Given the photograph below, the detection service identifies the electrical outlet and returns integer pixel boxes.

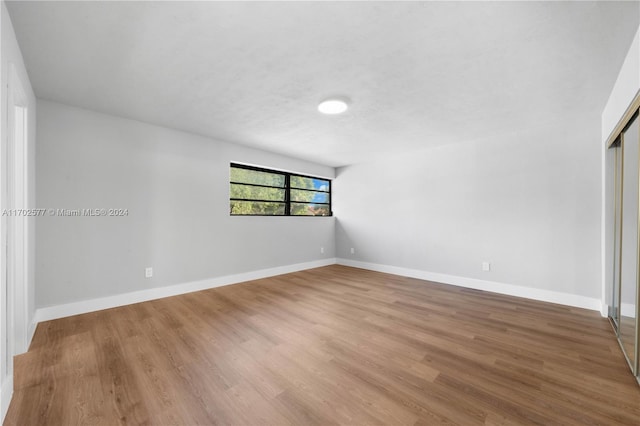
[320,247,324,254]
[350,247,355,254]
[482,262,491,272]
[145,267,153,278]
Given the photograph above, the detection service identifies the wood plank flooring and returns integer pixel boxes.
[5,265,640,425]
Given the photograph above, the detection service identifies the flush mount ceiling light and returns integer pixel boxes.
[318,98,349,115]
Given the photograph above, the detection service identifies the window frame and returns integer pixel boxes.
[230,163,332,217]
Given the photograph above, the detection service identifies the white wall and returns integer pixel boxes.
[602,27,640,143]
[334,115,602,306]
[1,0,37,421]
[36,100,335,310]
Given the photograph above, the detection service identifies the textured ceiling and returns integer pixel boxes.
[6,1,640,167]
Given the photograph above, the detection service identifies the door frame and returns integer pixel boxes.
[1,62,30,382]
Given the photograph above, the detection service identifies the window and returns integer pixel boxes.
[230,163,331,216]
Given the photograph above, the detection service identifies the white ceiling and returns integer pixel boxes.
[6,1,640,167]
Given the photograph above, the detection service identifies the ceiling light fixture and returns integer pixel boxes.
[318,98,349,115]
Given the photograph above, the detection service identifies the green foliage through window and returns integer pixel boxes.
[230,164,331,216]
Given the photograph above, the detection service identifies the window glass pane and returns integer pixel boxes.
[230,201,286,215]
[229,164,331,216]
[290,189,329,203]
[291,203,331,216]
[231,183,285,201]
[231,167,285,187]
[290,175,329,192]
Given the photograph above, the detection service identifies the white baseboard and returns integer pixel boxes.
[34,256,606,325]
[27,319,36,348]
[600,304,609,318]
[34,258,337,323]
[1,376,13,424]
[621,302,637,318]
[597,304,635,320]
[337,258,602,312]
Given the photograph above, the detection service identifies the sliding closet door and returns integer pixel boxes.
[620,114,639,373]
[608,141,622,329]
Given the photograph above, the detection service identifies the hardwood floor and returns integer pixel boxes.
[5,265,640,425]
